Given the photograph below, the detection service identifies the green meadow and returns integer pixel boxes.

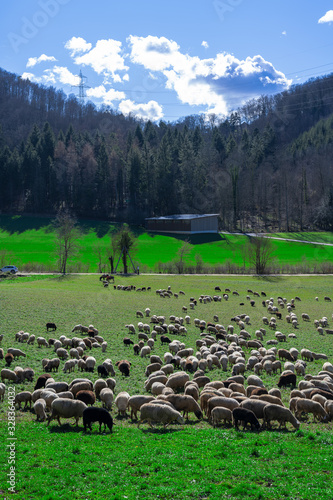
[0,215,332,273]
[0,274,333,499]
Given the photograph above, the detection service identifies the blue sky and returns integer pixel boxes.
[1,0,333,122]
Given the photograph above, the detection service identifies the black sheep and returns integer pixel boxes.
[34,374,52,390]
[83,407,113,433]
[5,353,14,366]
[277,373,297,389]
[97,365,108,378]
[46,322,57,331]
[232,407,260,431]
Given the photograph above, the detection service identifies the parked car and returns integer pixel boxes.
[0,265,18,274]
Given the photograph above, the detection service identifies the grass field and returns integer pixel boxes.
[0,274,333,499]
[0,215,333,273]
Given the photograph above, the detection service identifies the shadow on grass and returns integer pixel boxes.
[0,214,53,234]
[48,423,84,433]
[139,427,182,434]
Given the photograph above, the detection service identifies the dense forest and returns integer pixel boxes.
[0,67,333,230]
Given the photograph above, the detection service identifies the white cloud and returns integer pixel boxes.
[202,41,209,49]
[26,54,57,68]
[21,72,42,83]
[318,10,333,23]
[86,85,125,105]
[128,35,291,116]
[50,66,79,86]
[128,35,182,71]
[65,36,92,56]
[282,30,287,36]
[118,99,163,121]
[68,38,129,83]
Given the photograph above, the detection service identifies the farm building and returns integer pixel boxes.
[145,214,219,234]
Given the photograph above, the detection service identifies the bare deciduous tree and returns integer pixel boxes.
[244,235,275,274]
[54,210,81,274]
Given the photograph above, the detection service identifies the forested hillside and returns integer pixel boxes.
[0,67,332,230]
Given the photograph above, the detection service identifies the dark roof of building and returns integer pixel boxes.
[145,214,219,221]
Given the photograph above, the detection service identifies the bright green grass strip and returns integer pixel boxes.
[0,423,332,500]
[271,232,333,244]
[0,214,333,272]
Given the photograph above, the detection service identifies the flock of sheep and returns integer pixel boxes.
[1,281,333,433]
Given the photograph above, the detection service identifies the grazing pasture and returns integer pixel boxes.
[0,274,333,499]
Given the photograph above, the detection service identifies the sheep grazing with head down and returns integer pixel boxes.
[116,360,131,377]
[138,403,184,429]
[115,391,130,417]
[162,394,203,420]
[232,407,260,431]
[47,398,87,426]
[263,404,300,430]
[33,398,47,422]
[83,407,113,433]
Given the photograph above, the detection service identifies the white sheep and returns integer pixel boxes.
[263,404,300,430]
[14,391,32,409]
[47,398,87,426]
[37,337,49,348]
[138,403,184,428]
[33,398,47,421]
[99,388,114,410]
[115,391,130,417]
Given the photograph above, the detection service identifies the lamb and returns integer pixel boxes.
[211,406,233,427]
[295,399,329,422]
[128,395,155,420]
[263,404,300,430]
[14,391,32,410]
[33,398,47,421]
[46,322,57,331]
[83,407,113,433]
[232,407,260,431]
[115,391,130,417]
[207,396,239,419]
[138,403,184,429]
[97,365,108,378]
[99,388,114,410]
[163,394,203,420]
[47,398,87,426]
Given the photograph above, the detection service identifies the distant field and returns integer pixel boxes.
[0,215,332,273]
[0,274,333,499]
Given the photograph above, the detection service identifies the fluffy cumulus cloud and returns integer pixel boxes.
[64,36,92,56]
[318,10,333,23]
[65,37,129,83]
[118,99,163,121]
[26,54,57,68]
[128,35,291,116]
[202,41,209,49]
[22,66,78,86]
[86,85,125,105]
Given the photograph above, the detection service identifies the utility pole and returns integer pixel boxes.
[72,70,90,104]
